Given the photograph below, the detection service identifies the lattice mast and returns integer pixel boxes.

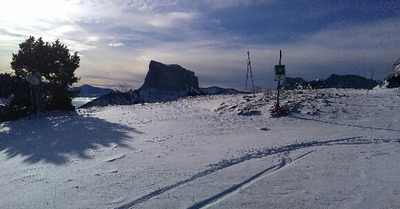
[245,51,255,94]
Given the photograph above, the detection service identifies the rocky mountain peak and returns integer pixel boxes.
[140,60,199,91]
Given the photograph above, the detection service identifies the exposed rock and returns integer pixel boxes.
[378,58,400,88]
[386,75,400,88]
[140,60,199,91]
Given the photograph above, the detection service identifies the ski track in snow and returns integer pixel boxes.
[291,115,400,133]
[187,151,315,209]
[116,137,399,209]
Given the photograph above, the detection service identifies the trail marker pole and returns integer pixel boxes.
[274,50,285,106]
[277,51,281,106]
[245,51,255,95]
[270,50,288,117]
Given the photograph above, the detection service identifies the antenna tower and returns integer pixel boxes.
[245,51,255,94]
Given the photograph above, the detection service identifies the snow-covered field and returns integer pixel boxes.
[1,88,399,209]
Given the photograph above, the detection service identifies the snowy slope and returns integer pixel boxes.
[0,88,399,209]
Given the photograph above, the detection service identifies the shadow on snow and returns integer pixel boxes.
[0,112,141,165]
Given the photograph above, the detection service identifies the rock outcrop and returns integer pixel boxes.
[80,60,245,108]
[140,60,199,91]
[81,60,202,107]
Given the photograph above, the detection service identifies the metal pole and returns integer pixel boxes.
[30,84,35,115]
[246,51,255,95]
[277,50,282,106]
[35,85,40,115]
[277,80,280,106]
[246,51,249,91]
[249,52,254,95]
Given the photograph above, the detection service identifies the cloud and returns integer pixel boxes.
[47,25,78,38]
[108,43,125,47]
[291,19,400,71]
[127,0,179,11]
[63,40,98,52]
[87,36,100,43]
[202,0,274,9]
[149,12,199,28]
[304,19,400,51]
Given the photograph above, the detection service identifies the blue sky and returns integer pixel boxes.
[0,0,399,89]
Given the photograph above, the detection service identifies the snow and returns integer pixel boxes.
[1,88,399,209]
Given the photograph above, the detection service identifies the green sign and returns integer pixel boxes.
[274,65,286,81]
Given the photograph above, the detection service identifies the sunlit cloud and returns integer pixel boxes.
[87,36,100,43]
[63,40,98,52]
[47,25,78,38]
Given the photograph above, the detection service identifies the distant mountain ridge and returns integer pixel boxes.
[71,84,115,97]
[283,74,378,90]
[200,86,244,95]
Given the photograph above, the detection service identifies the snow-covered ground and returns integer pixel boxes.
[1,88,399,209]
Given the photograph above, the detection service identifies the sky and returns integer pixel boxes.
[0,0,399,90]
